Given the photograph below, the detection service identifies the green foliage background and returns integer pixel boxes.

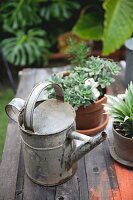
[73,0,133,55]
[1,0,133,65]
[0,89,13,159]
[0,0,81,67]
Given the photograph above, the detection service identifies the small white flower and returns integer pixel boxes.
[85,78,99,88]
[85,78,100,99]
[92,87,100,99]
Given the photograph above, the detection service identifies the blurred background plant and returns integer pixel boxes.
[73,0,133,55]
[0,0,81,67]
[1,0,133,68]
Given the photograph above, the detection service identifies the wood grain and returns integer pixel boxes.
[0,69,37,200]
[1,67,133,200]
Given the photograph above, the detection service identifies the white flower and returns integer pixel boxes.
[85,78,100,99]
[92,87,100,99]
[85,78,99,88]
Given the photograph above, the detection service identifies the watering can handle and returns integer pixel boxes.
[24,82,64,131]
[5,98,25,123]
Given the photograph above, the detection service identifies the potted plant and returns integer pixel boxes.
[104,82,133,167]
[47,40,120,135]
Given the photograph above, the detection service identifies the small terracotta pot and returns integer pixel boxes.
[113,125,133,163]
[76,90,107,130]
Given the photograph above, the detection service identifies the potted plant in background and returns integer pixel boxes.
[47,40,120,135]
[0,0,81,68]
[105,82,133,167]
[73,0,133,57]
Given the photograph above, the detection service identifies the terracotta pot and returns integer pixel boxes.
[77,114,109,136]
[76,90,107,130]
[111,124,133,166]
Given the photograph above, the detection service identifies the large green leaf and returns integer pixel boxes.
[73,11,104,40]
[103,0,133,55]
[1,28,50,66]
[0,0,41,31]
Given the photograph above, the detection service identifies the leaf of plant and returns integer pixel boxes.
[73,11,104,40]
[103,0,133,55]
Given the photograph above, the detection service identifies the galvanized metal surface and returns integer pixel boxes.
[24,82,65,131]
[5,82,107,186]
[33,99,75,134]
[5,98,25,123]
[125,37,133,85]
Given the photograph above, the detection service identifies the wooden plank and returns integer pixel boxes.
[1,67,128,200]
[0,69,37,200]
[102,141,122,200]
[77,158,89,200]
[55,171,80,200]
[85,142,115,200]
[107,120,133,200]
[22,174,47,200]
[0,122,21,200]
[55,159,89,200]
[113,164,133,200]
[15,145,25,200]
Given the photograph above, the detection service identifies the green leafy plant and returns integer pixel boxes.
[73,0,133,55]
[40,1,80,21]
[105,82,133,138]
[0,0,41,32]
[66,38,90,67]
[47,41,120,109]
[0,0,81,67]
[1,28,50,66]
[73,7,104,41]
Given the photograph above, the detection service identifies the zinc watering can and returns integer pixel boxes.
[5,82,107,186]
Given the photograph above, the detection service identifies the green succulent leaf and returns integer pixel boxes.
[103,0,133,55]
[105,82,133,137]
[73,11,104,40]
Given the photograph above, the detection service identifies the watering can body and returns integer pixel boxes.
[6,82,106,186]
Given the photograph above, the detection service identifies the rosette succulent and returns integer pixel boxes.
[105,82,133,138]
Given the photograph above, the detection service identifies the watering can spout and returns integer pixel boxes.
[68,131,107,164]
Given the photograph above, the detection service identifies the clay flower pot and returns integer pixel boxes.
[76,92,107,130]
[76,88,108,135]
[110,123,133,167]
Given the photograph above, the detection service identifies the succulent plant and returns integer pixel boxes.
[47,56,119,109]
[47,40,120,110]
[105,82,133,138]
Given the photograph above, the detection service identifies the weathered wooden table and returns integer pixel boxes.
[0,67,133,200]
